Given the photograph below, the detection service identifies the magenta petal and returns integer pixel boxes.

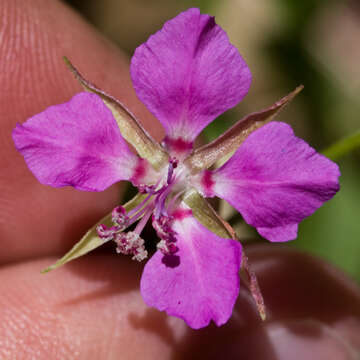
[13,92,145,191]
[131,8,251,147]
[257,223,298,243]
[140,208,241,329]
[197,122,340,242]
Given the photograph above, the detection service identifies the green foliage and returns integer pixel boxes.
[292,162,360,281]
[323,131,360,160]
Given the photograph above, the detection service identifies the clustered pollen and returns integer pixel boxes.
[112,206,129,226]
[96,203,149,261]
[96,157,184,261]
[152,215,179,255]
[114,231,148,261]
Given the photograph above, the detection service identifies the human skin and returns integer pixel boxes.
[0,0,359,359]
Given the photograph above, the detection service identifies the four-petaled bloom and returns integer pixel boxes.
[12,8,340,329]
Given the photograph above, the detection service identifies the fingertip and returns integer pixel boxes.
[0,256,182,359]
[0,0,162,262]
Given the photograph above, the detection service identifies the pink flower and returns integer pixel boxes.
[12,8,340,329]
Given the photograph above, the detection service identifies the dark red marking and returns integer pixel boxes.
[172,209,192,221]
[201,170,214,196]
[165,137,193,154]
[131,159,146,183]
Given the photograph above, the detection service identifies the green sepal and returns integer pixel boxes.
[41,193,148,273]
[63,57,168,171]
[183,189,231,238]
[183,189,267,321]
[185,85,304,174]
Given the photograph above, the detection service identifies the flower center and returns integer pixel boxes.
[96,158,189,260]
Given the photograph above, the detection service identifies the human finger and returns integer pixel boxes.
[0,0,162,263]
[0,245,358,359]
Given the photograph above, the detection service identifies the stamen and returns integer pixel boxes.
[97,192,154,240]
[97,157,183,260]
[138,184,156,194]
[96,224,117,241]
[114,231,148,261]
[167,189,186,214]
[137,178,162,196]
[111,206,129,227]
[154,184,173,219]
[167,158,178,184]
[153,215,179,255]
[157,240,179,255]
[127,192,153,218]
[134,205,154,236]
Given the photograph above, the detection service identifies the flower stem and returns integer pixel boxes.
[322,130,360,160]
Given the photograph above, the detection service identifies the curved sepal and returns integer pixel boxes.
[183,188,230,238]
[41,193,148,273]
[186,85,304,173]
[63,57,168,170]
[241,251,266,321]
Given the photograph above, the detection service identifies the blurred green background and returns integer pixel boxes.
[65,0,360,281]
